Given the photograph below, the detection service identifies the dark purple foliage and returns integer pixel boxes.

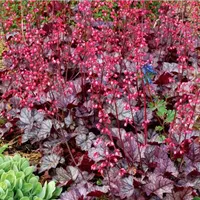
[0,1,200,199]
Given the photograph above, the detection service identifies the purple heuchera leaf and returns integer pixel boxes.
[183,158,196,175]
[75,103,94,117]
[163,188,193,200]
[53,119,64,130]
[19,108,36,125]
[22,128,38,143]
[111,128,126,141]
[7,97,20,117]
[75,171,95,184]
[149,196,162,200]
[162,62,179,73]
[74,125,88,135]
[51,90,78,110]
[123,136,140,163]
[39,154,64,173]
[134,108,153,126]
[59,187,85,200]
[17,108,53,143]
[142,145,178,176]
[92,20,113,28]
[88,139,108,162]
[178,175,200,190]
[0,122,12,137]
[171,130,200,144]
[118,176,134,199]
[38,119,52,140]
[75,100,94,118]
[143,145,157,163]
[107,99,132,121]
[154,146,178,177]
[184,142,200,173]
[54,166,79,186]
[87,185,109,197]
[105,167,135,199]
[42,139,63,154]
[83,100,93,111]
[148,129,165,144]
[70,77,82,94]
[75,132,96,151]
[144,174,174,198]
[60,182,109,200]
[64,113,73,128]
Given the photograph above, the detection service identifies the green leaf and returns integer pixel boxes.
[96,179,102,186]
[33,197,43,200]
[0,169,4,177]
[29,177,42,195]
[177,158,182,162]
[52,187,62,198]
[157,100,167,108]
[38,181,47,199]
[44,181,56,199]
[193,197,200,200]
[16,189,24,198]
[155,126,163,132]
[29,177,39,185]
[16,178,23,191]
[22,183,33,193]
[94,12,102,18]
[3,189,11,199]
[0,144,8,154]
[4,180,11,188]
[13,154,22,162]
[156,106,167,118]
[159,135,166,142]
[31,183,42,196]
[13,164,19,172]
[0,181,8,191]
[164,110,175,123]
[24,166,34,176]
[3,171,16,189]
[0,160,11,171]
[6,189,14,198]
[0,188,6,199]
[0,118,7,126]
[0,185,4,193]
[148,102,156,111]
[20,197,30,200]
[21,160,30,171]
[0,157,4,164]
[16,172,25,180]
[149,99,168,117]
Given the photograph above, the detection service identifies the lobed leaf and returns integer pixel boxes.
[144,174,174,199]
[39,154,64,173]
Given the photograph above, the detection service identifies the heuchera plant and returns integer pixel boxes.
[0,0,200,199]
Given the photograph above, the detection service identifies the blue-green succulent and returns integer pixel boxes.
[0,145,62,200]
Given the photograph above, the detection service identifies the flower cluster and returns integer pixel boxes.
[0,1,200,199]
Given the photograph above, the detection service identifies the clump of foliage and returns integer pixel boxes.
[0,145,62,200]
[0,0,200,199]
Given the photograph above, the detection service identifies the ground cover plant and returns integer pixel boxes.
[0,0,200,199]
[0,144,62,200]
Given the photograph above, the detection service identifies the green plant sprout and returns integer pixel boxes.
[149,99,175,133]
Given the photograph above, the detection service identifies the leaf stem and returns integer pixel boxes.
[143,83,148,145]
